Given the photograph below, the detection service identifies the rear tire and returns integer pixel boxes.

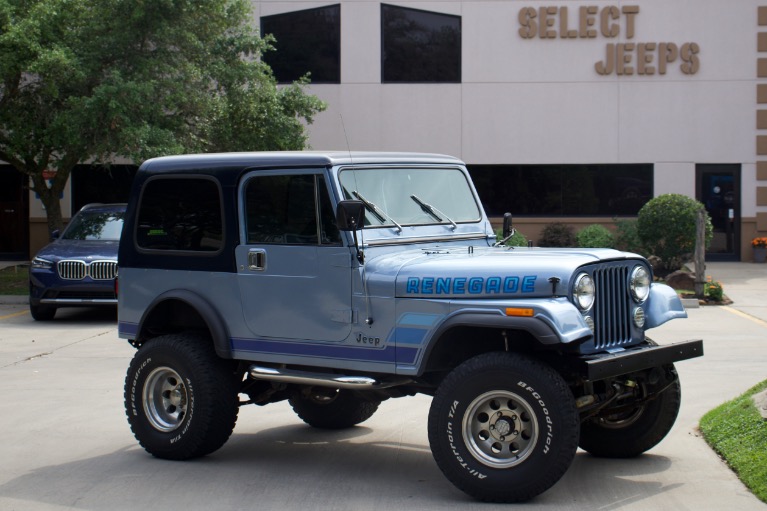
[125,333,240,460]
[428,352,579,502]
[579,370,681,458]
[289,389,380,429]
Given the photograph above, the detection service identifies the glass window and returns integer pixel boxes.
[245,174,341,245]
[261,5,341,84]
[136,178,223,252]
[468,164,653,217]
[381,4,461,83]
[63,210,125,241]
[338,167,480,228]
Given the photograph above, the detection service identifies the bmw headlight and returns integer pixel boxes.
[574,273,595,311]
[31,257,53,270]
[630,265,651,303]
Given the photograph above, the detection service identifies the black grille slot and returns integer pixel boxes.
[591,265,631,349]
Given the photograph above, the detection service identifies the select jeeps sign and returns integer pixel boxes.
[517,5,700,76]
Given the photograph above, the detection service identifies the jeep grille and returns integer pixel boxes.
[58,260,117,280]
[591,264,632,349]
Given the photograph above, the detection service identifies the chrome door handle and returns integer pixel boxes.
[248,249,266,271]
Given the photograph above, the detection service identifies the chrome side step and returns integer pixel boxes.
[248,365,409,390]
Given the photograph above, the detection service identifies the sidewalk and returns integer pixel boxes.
[704,261,767,323]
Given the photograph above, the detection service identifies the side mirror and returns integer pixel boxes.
[51,230,61,241]
[336,200,365,231]
[502,212,513,238]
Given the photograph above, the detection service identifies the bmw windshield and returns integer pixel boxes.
[62,211,125,241]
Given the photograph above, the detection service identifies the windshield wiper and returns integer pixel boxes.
[410,195,457,230]
[352,191,402,233]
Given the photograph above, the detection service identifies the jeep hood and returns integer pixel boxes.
[361,246,639,299]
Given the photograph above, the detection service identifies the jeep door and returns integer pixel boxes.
[235,171,353,342]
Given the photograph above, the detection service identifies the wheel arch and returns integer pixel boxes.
[134,289,232,359]
[418,312,566,377]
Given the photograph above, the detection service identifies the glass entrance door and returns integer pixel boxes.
[696,164,740,261]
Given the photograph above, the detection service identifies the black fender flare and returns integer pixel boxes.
[136,289,232,359]
[417,309,583,376]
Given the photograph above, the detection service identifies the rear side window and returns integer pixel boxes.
[136,177,223,252]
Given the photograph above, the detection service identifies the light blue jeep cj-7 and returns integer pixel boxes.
[117,152,702,503]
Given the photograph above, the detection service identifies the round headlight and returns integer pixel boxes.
[630,266,651,303]
[574,273,595,311]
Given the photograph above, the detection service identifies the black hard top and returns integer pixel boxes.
[137,151,464,185]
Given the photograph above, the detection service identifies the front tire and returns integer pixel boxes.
[579,369,682,458]
[289,389,380,429]
[124,333,240,460]
[428,352,579,503]
[30,303,56,321]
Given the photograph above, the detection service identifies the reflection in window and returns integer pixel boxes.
[261,5,341,84]
[468,164,654,216]
[136,178,223,251]
[381,4,461,83]
[63,211,125,241]
[245,174,340,245]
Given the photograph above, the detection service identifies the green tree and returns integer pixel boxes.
[0,0,326,235]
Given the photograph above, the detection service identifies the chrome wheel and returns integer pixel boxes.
[462,390,538,469]
[143,366,187,432]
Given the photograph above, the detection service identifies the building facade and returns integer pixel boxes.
[3,0,766,261]
[254,0,767,261]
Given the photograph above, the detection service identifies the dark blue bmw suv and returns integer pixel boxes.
[29,203,126,320]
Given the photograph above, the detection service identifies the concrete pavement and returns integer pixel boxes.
[0,261,765,510]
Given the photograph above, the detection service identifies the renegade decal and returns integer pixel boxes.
[406,276,537,295]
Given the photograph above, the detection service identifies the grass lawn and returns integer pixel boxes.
[699,380,767,503]
[0,265,29,295]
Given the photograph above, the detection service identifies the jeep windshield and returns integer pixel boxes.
[338,166,481,228]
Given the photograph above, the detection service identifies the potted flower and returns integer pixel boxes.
[752,237,767,263]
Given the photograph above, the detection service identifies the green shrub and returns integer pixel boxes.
[495,229,528,247]
[613,218,646,255]
[538,222,575,247]
[637,194,712,273]
[705,279,724,302]
[576,224,614,248]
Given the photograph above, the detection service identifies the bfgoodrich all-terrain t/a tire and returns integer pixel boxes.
[428,352,580,503]
[578,367,682,458]
[124,333,240,460]
[289,389,380,429]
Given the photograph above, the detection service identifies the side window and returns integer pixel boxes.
[136,177,223,252]
[245,174,340,245]
[260,5,341,84]
[381,4,461,83]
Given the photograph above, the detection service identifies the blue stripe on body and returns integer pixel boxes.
[119,321,138,337]
[231,337,419,365]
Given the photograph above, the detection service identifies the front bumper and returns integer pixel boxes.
[575,339,703,381]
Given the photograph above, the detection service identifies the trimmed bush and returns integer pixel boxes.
[576,224,614,248]
[613,218,646,255]
[538,222,575,247]
[637,194,712,274]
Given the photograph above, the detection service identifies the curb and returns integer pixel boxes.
[681,298,700,309]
